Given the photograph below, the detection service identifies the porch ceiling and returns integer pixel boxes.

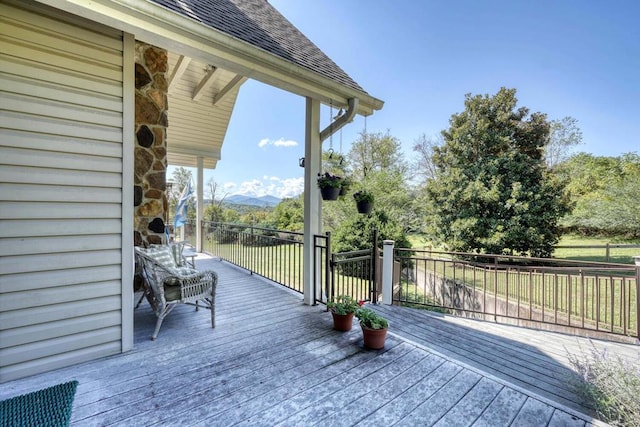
[165,52,244,169]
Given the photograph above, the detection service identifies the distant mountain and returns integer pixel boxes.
[225,194,281,207]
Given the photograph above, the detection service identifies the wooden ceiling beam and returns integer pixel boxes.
[168,55,191,93]
[192,66,218,102]
[212,75,247,105]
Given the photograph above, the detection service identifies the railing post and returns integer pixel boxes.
[382,240,395,305]
[325,232,332,305]
[371,229,379,303]
[635,256,640,339]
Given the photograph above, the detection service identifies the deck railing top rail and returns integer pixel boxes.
[395,247,638,269]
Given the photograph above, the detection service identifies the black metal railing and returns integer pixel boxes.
[394,248,639,339]
[200,221,308,294]
[325,229,379,304]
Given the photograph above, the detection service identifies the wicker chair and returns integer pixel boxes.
[134,245,217,340]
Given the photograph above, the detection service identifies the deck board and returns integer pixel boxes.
[372,303,639,416]
[2,254,634,426]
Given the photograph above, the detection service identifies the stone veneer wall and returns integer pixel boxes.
[134,42,168,247]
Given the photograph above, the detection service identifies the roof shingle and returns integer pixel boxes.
[150,0,367,94]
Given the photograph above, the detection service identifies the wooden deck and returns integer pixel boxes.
[2,254,637,426]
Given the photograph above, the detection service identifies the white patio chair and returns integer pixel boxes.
[134,244,217,340]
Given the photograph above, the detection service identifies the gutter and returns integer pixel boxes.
[319,98,359,142]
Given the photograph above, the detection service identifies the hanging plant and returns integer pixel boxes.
[317,172,343,201]
[339,177,352,196]
[353,190,374,214]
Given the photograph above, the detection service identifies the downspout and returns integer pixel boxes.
[319,98,359,142]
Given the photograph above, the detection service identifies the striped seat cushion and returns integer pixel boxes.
[144,245,177,269]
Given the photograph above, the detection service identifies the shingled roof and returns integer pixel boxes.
[149,0,367,94]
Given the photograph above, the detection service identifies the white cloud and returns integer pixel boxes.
[226,176,304,199]
[273,138,298,147]
[235,179,265,196]
[257,137,299,148]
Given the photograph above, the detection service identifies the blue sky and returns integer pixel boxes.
[172,0,640,199]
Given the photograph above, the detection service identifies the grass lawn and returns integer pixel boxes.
[553,235,640,265]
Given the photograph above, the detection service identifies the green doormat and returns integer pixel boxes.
[0,380,78,427]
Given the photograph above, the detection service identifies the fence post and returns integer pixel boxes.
[605,243,610,262]
[382,240,395,305]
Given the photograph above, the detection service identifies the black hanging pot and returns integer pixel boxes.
[356,200,373,214]
[320,186,341,201]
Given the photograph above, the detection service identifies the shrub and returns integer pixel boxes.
[567,343,640,426]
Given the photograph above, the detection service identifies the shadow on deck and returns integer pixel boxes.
[2,254,636,426]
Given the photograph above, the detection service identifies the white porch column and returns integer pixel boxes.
[303,97,322,305]
[382,240,395,305]
[196,156,204,252]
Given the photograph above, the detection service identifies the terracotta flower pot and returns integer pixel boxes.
[331,311,354,331]
[361,324,387,349]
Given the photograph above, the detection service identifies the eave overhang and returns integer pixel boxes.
[34,0,384,116]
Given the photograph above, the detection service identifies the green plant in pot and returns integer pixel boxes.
[317,172,343,201]
[355,305,388,349]
[339,177,352,196]
[327,295,362,331]
[353,190,374,214]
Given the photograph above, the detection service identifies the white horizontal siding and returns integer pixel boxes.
[1,280,122,312]
[0,218,122,238]
[0,327,122,368]
[0,129,123,158]
[0,296,122,330]
[1,342,122,383]
[0,265,121,293]
[0,202,122,219]
[1,312,122,348]
[0,250,122,275]
[0,1,127,382]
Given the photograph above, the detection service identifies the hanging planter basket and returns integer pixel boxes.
[317,173,343,201]
[353,190,374,214]
[356,200,373,214]
[320,186,341,201]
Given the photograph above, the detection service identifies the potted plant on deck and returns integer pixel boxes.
[327,295,363,331]
[353,190,374,214]
[355,305,388,349]
[317,172,343,201]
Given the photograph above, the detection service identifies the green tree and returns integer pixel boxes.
[558,152,640,237]
[425,88,569,257]
[544,116,583,170]
[412,133,443,185]
[321,130,414,254]
[332,210,411,254]
[269,195,304,232]
[204,177,228,223]
[348,130,407,178]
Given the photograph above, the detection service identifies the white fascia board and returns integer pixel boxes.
[34,0,384,116]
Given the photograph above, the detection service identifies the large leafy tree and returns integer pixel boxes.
[558,152,640,238]
[425,88,569,257]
